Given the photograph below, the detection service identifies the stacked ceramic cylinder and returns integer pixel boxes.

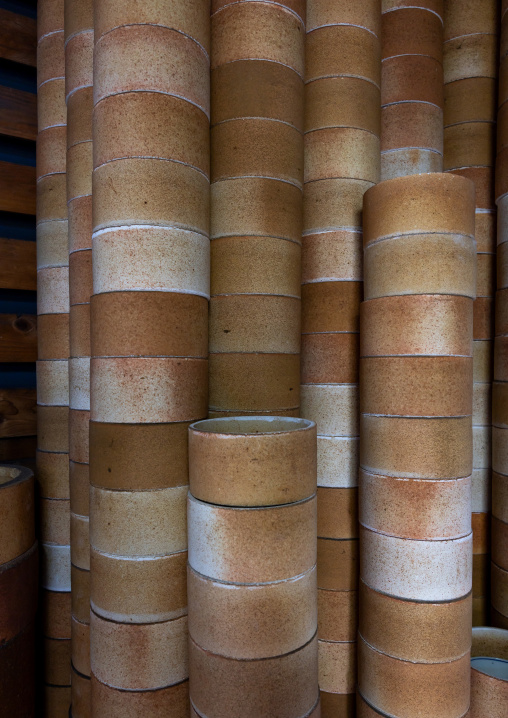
[444,0,499,627]
[493,0,508,631]
[0,465,37,717]
[208,0,304,418]
[470,627,508,717]
[301,1,380,714]
[187,417,319,718]
[36,0,72,713]
[380,0,443,180]
[357,173,475,718]
[89,1,209,713]
[64,0,93,714]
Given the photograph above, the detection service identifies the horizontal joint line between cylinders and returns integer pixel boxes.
[307,23,378,38]
[64,28,93,47]
[381,147,443,156]
[93,89,209,121]
[37,77,65,90]
[382,53,443,64]
[360,412,472,419]
[213,292,300,299]
[89,547,188,561]
[91,354,207,359]
[382,99,442,110]
[66,84,93,102]
[37,29,64,43]
[188,629,319,663]
[213,116,303,133]
[365,230,476,245]
[95,23,209,61]
[382,7,443,24]
[212,1,304,26]
[213,57,303,81]
[92,225,210,240]
[305,126,379,139]
[358,633,470,664]
[188,563,317,588]
[94,155,210,181]
[444,32,497,45]
[444,119,495,129]
[212,175,302,189]
[358,583,472,607]
[305,74,380,89]
[211,232,301,244]
[359,521,472,542]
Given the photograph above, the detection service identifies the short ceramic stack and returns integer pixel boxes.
[380,0,444,179]
[301,1,381,714]
[444,0,499,626]
[208,0,304,417]
[357,173,475,718]
[64,0,93,713]
[493,0,508,630]
[470,627,508,717]
[89,1,210,713]
[0,465,37,717]
[36,0,72,712]
[187,416,319,718]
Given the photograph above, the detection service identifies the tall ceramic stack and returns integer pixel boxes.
[493,0,508,631]
[357,173,475,718]
[64,1,93,713]
[36,0,72,713]
[187,416,319,718]
[208,0,304,418]
[301,1,380,714]
[89,1,209,714]
[380,0,443,180]
[444,0,499,627]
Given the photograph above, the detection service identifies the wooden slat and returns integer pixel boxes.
[0,314,37,362]
[0,85,37,141]
[0,436,36,461]
[0,238,36,290]
[0,9,36,67]
[0,388,36,438]
[0,162,35,215]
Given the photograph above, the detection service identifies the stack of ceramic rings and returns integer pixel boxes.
[357,173,475,718]
[0,465,37,717]
[444,0,499,625]
[36,0,72,712]
[470,627,508,717]
[301,1,380,713]
[208,0,304,418]
[89,1,210,713]
[187,416,319,718]
[64,0,94,711]
[380,0,444,180]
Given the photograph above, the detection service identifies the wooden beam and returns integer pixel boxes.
[0,238,36,290]
[0,9,36,67]
[0,314,37,362]
[0,388,36,438]
[0,85,37,141]
[0,162,36,215]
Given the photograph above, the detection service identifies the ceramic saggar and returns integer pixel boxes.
[89,0,210,712]
[208,0,304,417]
[358,173,475,718]
[301,2,381,711]
[380,1,444,179]
[37,1,72,711]
[494,1,508,630]
[444,0,499,625]
[470,627,508,718]
[187,416,319,718]
[0,466,37,717]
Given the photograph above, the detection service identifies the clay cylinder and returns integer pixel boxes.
[359,172,474,718]
[209,0,304,416]
[381,3,444,179]
[188,416,318,715]
[470,627,508,718]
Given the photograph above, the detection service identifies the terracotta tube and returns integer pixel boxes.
[209,0,305,416]
[37,2,72,713]
[494,2,508,629]
[470,627,508,717]
[187,416,319,717]
[359,173,475,718]
[90,1,210,712]
[63,1,93,712]
[380,0,444,179]
[444,0,499,625]
[301,2,381,711]
[0,466,37,718]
